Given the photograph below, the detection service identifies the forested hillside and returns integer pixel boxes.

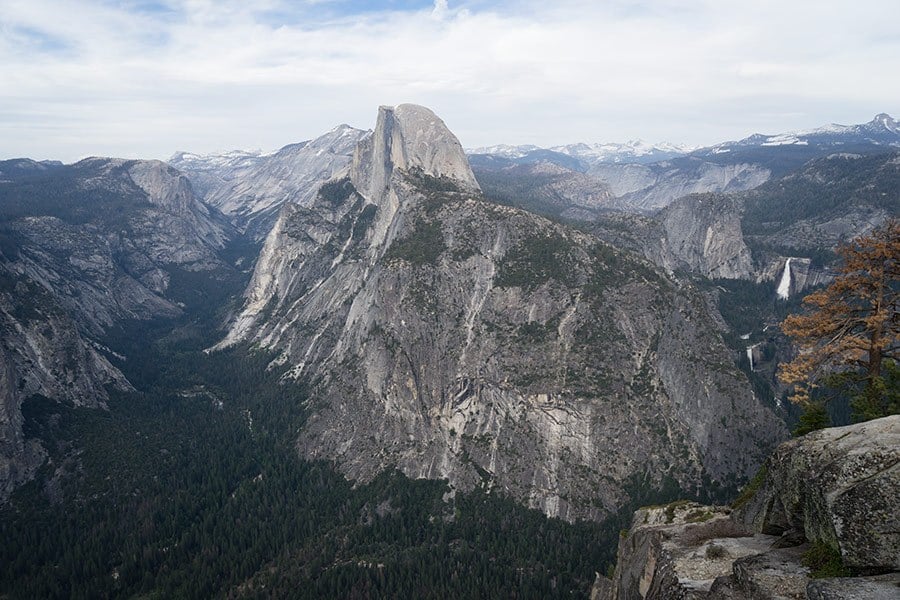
[0,315,623,598]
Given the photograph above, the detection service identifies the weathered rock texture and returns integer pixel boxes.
[0,271,130,499]
[5,158,231,335]
[805,574,900,600]
[599,416,900,599]
[736,416,900,572]
[648,194,754,280]
[590,159,771,213]
[602,502,789,600]
[172,125,368,239]
[219,104,785,521]
[0,157,233,499]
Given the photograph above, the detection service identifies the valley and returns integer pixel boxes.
[0,106,897,598]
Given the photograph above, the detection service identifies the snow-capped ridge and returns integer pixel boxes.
[467,140,692,165]
[552,139,694,162]
[466,144,541,158]
[710,113,900,150]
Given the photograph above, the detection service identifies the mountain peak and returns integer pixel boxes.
[869,113,898,132]
[350,103,479,203]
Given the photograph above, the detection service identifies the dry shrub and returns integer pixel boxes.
[705,543,729,559]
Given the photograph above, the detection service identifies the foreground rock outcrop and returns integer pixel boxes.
[218,104,786,521]
[599,416,900,599]
[737,416,900,572]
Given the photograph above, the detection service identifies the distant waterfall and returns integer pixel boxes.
[746,346,755,371]
[776,258,792,300]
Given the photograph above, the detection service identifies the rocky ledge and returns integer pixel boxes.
[596,415,900,599]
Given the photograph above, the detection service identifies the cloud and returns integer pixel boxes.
[432,0,449,18]
[0,0,897,162]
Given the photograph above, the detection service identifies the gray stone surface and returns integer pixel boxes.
[737,416,900,571]
[604,418,900,599]
[606,502,773,600]
[729,546,810,599]
[172,125,368,240]
[590,160,771,213]
[217,104,785,522]
[650,193,754,280]
[806,573,900,600]
[590,573,614,600]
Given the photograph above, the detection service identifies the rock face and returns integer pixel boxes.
[602,502,787,600]
[0,157,234,499]
[649,194,754,280]
[806,574,900,600]
[0,270,130,499]
[592,159,771,213]
[219,104,785,521]
[351,104,480,203]
[167,150,265,200]
[737,416,900,572]
[594,153,899,287]
[171,125,368,239]
[3,158,232,335]
[472,154,768,220]
[600,416,900,599]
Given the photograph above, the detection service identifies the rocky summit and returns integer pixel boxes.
[217,104,786,521]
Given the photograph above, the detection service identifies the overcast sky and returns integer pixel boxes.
[2,0,898,162]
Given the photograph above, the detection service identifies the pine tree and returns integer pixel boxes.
[779,219,899,423]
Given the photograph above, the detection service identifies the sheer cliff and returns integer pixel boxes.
[218,104,786,521]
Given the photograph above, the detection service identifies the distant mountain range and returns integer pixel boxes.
[704,113,900,153]
[172,114,898,227]
[170,125,368,240]
[468,140,691,166]
[468,113,900,169]
[468,113,900,214]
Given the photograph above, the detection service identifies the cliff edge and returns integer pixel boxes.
[598,415,900,599]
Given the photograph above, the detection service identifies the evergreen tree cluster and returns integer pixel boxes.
[1,316,616,599]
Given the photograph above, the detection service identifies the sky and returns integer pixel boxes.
[1,0,898,162]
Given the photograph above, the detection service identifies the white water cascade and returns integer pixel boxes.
[746,346,755,371]
[776,258,792,300]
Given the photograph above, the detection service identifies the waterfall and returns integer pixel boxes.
[776,258,792,300]
[746,346,754,371]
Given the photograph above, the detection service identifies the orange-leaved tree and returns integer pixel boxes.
[778,219,899,427]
